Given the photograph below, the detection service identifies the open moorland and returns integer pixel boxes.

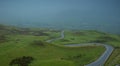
[0,24,120,66]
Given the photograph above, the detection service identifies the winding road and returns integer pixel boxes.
[46,31,114,66]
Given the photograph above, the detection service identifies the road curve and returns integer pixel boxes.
[46,31,114,66]
[46,30,64,43]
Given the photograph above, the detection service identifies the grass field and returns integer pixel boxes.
[0,34,105,66]
[0,24,120,66]
[52,30,120,66]
[105,48,120,66]
[52,30,120,46]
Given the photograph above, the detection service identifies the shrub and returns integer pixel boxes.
[32,40,45,46]
[99,36,118,41]
[0,24,5,30]
[72,31,86,36]
[60,39,70,42]
[0,34,7,43]
[90,39,107,43]
[9,56,34,66]
[61,54,82,61]
[33,32,49,36]
[90,35,118,43]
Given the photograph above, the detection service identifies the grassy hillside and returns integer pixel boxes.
[0,38,104,66]
[52,30,120,46]
[52,30,120,66]
[0,24,120,66]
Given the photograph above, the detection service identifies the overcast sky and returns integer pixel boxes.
[0,0,119,22]
[0,0,120,34]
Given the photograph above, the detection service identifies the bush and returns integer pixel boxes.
[32,40,45,46]
[60,39,70,42]
[61,54,82,61]
[33,31,49,36]
[90,39,107,43]
[0,34,7,43]
[9,56,34,66]
[72,31,86,36]
[99,36,118,41]
[0,24,5,30]
[90,35,118,43]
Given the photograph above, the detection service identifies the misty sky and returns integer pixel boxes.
[0,0,120,33]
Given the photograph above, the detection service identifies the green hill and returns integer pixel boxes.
[0,24,120,66]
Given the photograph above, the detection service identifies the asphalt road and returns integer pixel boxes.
[46,31,114,66]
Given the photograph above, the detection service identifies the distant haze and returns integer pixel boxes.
[0,0,120,34]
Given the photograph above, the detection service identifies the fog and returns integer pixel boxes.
[0,0,120,34]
